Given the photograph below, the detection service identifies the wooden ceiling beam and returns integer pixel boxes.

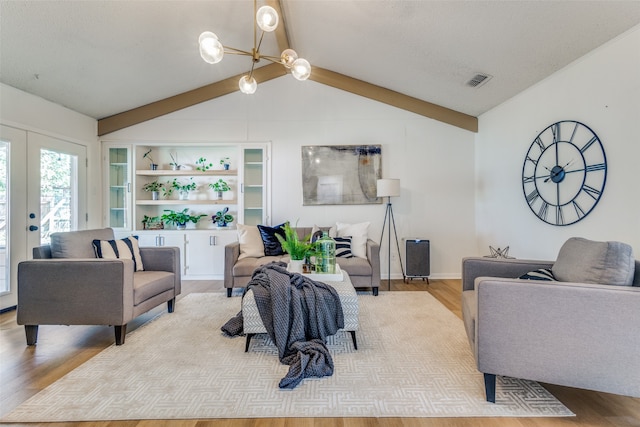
[309,67,478,133]
[97,63,286,136]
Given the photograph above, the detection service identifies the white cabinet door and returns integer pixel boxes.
[135,231,187,276]
[185,230,237,278]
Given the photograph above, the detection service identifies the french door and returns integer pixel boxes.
[0,125,87,310]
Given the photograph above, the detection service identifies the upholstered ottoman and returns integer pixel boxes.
[243,271,359,351]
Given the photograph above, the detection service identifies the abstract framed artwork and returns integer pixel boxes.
[301,145,382,205]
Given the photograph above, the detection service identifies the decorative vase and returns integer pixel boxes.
[216,191,223,199]
[150,163,158,170]
[216,220,228,228]
[151,191,159,200]
[177,223,186,230]
[289,259,304,274]
[224,163,230,170]
[315,232,336,274]
[179,190,190,200]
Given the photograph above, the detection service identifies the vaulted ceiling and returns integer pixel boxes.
[2,1,639,134]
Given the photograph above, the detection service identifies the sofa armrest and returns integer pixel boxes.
[139,246,181,295]
[462,257,554,291]
[475,278,640,397]
[366,238,381,287]
[224,241,241,288]
[17,258,135,326]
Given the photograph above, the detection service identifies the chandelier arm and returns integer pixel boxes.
[223,46,254,57]
[255,31,266,58]
[260,55,283,64]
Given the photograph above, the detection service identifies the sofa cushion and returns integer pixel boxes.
[336,256,371,276]
[132,271,175,305]
[233,256,288,277]
[51,228,115,258]
[518,268,556,281]
[257,223,286,256]
[334,236,354,258]
[552,237,635,286]
[92,236,144,271]
[336,222,370,259]
[237,224,265,260]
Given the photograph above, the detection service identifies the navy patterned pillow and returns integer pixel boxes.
[257,223,286,256]
[334,236,354,258]
[518,268,556,281]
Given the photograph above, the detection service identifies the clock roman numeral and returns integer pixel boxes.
[526,189,539,204]
[556,206,564,225]
[572,200,586,218]
[526,155,538,165]
[552,123,561,143]
[538,201,549,220]
[580,136,598,153]
[523,175,535,183]
[534,137,545,151]
[583,185,602,200]
[586,163,606,172]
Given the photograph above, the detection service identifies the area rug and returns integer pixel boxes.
[3,292,573,422]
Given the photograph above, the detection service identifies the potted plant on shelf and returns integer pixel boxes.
[195,157,213,171]
[220,157,230,170]
[143,149,157,170]
[212,207,234,228]
[142,180,164,200]
[141,215,163,230]
[161,209,206,230]
[169,152,182,170]
[209,178,231,199]
[276,222,313,273]
[167,178,197,200]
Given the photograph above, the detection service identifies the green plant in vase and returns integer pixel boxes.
[209,178,231,199]
[143,149,157,170]
[161,209,206,230]
[141,215,163,230]
[195,157,213,171]
[212,207,234,228]
[276,222,313,273]
[220,157,230,170]
[169,152,182,170]
[166,178,197,200]
[142,180,164,200]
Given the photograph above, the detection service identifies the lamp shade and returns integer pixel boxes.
[377,179,400,198]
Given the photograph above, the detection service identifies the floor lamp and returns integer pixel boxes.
[377,179,405,291]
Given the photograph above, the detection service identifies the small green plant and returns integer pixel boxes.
[220,157,230,169]
[161,209,206,228]
[142,149,155,166]
[276,222,313,261]
[169,152,182,170]
[141,180,163,192]
[141,215,163,230]
[209,179,231,192]
[212,207,234,227]
[195,157,213,171]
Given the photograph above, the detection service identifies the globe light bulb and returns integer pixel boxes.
[281,49,298,68]
[239,75,257,94]
[199,31,224,64]
[291,58,311,81]
[256,6,278,32]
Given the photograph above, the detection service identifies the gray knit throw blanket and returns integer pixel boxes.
[221,262,344,389]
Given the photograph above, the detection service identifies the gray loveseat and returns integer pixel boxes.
[17,228,181,346]
[461,237,640,402]
[225,226,380,297]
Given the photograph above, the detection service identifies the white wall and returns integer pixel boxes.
[0,83,100,227]
[476,25,640,260]
[105,79,477,278]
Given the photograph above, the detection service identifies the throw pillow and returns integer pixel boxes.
[334,236,354,258]
[237,224,265,259]
[552,237,635,286]
[518,268,556,281]
[92,236,144,271]
[257,223,287,256]
[336,221,370,258]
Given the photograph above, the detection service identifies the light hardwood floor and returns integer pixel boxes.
[1,279,638,427]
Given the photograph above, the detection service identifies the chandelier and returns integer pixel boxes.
[198,0,311,94]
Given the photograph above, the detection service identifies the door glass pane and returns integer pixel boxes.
[0,142,7,293]
[40,149,77,245]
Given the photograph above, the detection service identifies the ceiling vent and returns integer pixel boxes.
[466,73,493,88]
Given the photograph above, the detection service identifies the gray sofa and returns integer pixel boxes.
[225,226,380,297]
[461,237,640,402]
[17,228,181,346]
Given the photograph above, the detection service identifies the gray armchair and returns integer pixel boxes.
[17,228,181,346]
[461,238,640,402]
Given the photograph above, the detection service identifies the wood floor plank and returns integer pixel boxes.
[1,279,638,426]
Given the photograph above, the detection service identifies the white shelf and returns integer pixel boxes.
[136,199,237,205]
[136,169,237,176]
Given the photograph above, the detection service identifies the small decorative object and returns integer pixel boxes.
[169,152,182,170]
[195,157,213,171]
[276,222,313,274]
[142,215,164,230]
[141,180,164,200]
[220,157,230,170]
[212,207,234,228]
[209,178,231,199]
[314,231,336,274]
[485,246,515,259]
[161,208,206,230]
[167,178,197,200]
[522,120,607,226]
[143,149,157,170]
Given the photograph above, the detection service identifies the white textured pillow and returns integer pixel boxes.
[336,221,369,259]
[237,224,265,259]
[92,236,144,271]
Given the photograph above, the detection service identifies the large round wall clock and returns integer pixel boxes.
[522,120,607,226]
